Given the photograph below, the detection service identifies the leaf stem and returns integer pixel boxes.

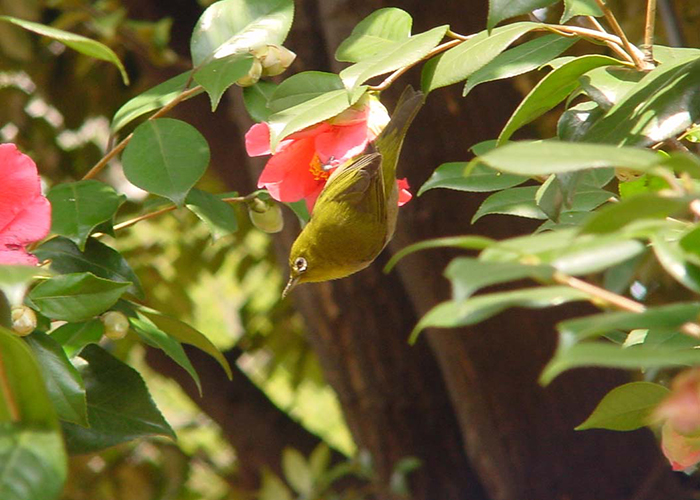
[552,271,700,338]
[584,16,634,64]
[82,85,204,181]
[592,0,651,70]
[643,0,658,65]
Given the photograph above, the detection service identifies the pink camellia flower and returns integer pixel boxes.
[0,144,51,265]
[661,422,700,471]
[245,95,412,212]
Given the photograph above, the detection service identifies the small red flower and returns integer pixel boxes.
[0,144,51,265]
[245,97,412,213]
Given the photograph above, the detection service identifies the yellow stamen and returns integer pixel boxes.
[309,154,331,181]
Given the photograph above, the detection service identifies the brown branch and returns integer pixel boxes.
[82,85,204,180]
[643,0,658,64]
[584,16,634,63]
[593,0,651,70]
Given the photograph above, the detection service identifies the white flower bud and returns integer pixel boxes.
[101,311,130,340]
[11,305,36,336]
[259,45,296,77]
[248,200,284,233]
[236,58,263,87]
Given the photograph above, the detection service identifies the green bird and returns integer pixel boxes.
[283,86,424,297]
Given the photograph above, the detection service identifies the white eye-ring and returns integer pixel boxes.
[294,257,308,273]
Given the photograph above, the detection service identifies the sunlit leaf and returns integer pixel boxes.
[487,0,557,30]
[335,8,412,62]
[419,162,527,195]
[384,236,494,273]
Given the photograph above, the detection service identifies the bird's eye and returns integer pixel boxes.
[294,257,308,273]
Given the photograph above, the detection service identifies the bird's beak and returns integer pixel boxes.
[282,275,300,298]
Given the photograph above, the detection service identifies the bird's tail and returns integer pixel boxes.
[374,86,425,199]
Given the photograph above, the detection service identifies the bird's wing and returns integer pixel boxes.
[319,152,383,208]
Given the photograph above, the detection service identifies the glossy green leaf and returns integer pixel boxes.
[412,286,588,342]
[50,320,104,358]
[582,193,689,234]
[561,0,603,23]
[550,236,644,275]
[268,86,367,149]
[122,118,210,206]
[282,448,313,496]
[63,345,174,454]
[498,55,624,144]
[243,81,277,122]
[422,22,541,94]
[29,272,130,322]
[130,312,201,394]
[583,57,700,146]
[0,327,66,500]
[335,8,413,63]
[193,56,253,111]
[138,307,232,379]
[477,140,661,176]
[487,0,557,30]
[578,66,645,111]
[576,382,669,431]
[35,237,143,299]
[446,258,554,300]
[464,34,576,96]
[341,25,447,91]
[47,180,125,251]
[25,332,87,426]
[557,101,604,141]
[0,16,128,84]
[268,72,344,113]
[652,231,700,294]
[185,189,238,241]
[557,303,700,342]
[384,236,494,273]
[418,162,527,195]
[480,228,577,262]
[111,71,203,133]
[541,342,700,384]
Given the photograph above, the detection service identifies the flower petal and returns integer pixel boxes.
[257,137,323,202]
[661,422,700,471]
[0,247,39,266]
[245,122,273,157]
[315,122,370,164]
[0,195,51,246]
[397,178,412,206]
[305,183,325,213]
[0,144,43,233]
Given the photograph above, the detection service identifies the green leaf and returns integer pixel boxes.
[340,25,447,92]
[480,228,577,262]
[190,0,293,110]
[243,81,277,122]
[63,345,174,454]
[578,66,645,111]
[412,286,588,343]
[35,237,143,299]
[282,448,313,496]
[583,57,700,146]
[557,101,604,141]
[418,162,527,195]
[541,342,700,384]
[269,72,345,113]
[335,8,413,63]
[111,71,203,133]
[652,230,700,294]
[487,0,558,30]
[422,22,541,94]
[558,303,700,342]
[268,87,367,149]
[464,34,577,96]
[550,236,645,275]
[50,320,104,358]
[29,272,130,322]
[185,189,238,241]
[122,118,210,206]
[561,0,603,23]
[498,55,624,144]
[445,258,554,300]
[477,140,661,176]
[384,236,494,273]
[138,307,232,379]
[47,180,125,251]
[309,443,331,480]
[581,193,689,234]
[259,470,293,500]
[0,16,128,84]
[129,312,201,394]
[0,327,66,500]
[576,382,669,431]
[25,332,87,426]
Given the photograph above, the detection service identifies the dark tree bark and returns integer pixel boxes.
[127,0,687,499]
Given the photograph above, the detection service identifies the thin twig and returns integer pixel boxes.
[82,85,204,180]
[110,193,259,233]
[593,0,651,70]
[369,39,464,91]
[542,24,643,65]
[584,16,634,63]
[445,29,471,41]
[643,0,658,65]
[552,271,700,338]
